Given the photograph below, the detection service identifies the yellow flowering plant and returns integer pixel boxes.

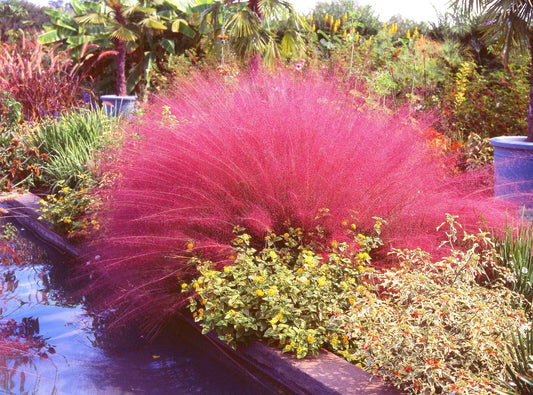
[182,222,383,359]
[38,174,101,240]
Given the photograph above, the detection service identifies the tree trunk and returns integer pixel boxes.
[248,0,262,20]
[114,38,127,96]
[112,2,128,96]
[528,31,533,142]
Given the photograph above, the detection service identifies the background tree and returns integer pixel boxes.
[457,0,533,141]
[196,0,307,67]
[0,0,50,42]
[40,0,198,97]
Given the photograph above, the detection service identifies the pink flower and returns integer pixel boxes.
[295,63,302,71]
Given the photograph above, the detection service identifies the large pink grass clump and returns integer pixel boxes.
[88,70,509,333]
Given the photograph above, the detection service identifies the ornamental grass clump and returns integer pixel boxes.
[89,69,510,334]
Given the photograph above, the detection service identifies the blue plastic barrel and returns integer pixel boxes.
[490,136,533,208]
[100,95,136,118]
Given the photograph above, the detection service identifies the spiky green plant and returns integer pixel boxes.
[501,328,533,395]
[499,218,533,301]
[26,107,119,190]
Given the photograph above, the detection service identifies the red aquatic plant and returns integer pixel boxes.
[88,69,512,335]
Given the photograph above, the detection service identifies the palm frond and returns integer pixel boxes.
[110,25,139,42]
[259,0,294,20]
[226,8,261,38]
[138,17,167,30]
[76,13,108,25]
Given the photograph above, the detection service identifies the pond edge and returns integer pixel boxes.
[0,191,401,395]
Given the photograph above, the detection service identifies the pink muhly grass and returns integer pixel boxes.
[88,69,512,334]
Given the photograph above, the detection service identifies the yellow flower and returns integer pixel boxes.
[357,265,365,273]
[308,335,315,343]
[283,233,289,238]
[406,29,411,39]
[304,255,313,264]
[224,266,231,273]
[297,268,303,274]
[256,289,264,297]
[343,13,347,21]
[312,24,316,32]
[324,13,328,23]
[186,242,194,250]
[331,240,338,249]
[269,251,277,259]
[268,288,276,295]
[318,278,325,286]
[349,298,355,305]
[309,14,313,23]
[254,276,264,283]
[181,283,188,289]
[284,344,291,351]
[357,285,366,293]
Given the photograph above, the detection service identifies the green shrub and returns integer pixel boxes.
[0,93,46,191]
[443,61,528,142]
[333,216,527,394]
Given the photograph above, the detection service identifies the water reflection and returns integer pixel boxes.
[0,219,280,394]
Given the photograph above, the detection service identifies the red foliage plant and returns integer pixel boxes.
[88,70,512,335]
[0,34,96,120]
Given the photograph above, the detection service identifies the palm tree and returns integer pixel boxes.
[76,0,167,96]
[457,0,533,141]
[196,0,307,66]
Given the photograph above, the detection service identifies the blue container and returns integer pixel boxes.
[490,136,533,208]
[100,95,136,118]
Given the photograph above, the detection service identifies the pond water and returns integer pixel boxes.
[0,218,282,395]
